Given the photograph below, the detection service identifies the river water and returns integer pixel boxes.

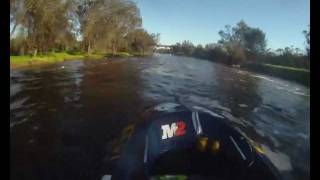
[10,53,309,180]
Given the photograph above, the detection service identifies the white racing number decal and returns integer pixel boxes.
[161,121,186,139]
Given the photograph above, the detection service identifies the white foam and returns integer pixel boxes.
[293,91,309,97]
[251,75,275,83]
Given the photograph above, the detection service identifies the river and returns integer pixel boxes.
[10,53,310,180]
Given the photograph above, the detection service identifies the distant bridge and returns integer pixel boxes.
[155,44,173,48]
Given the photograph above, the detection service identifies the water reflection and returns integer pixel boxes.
[10,54,309,180]
[250,75,310,179]
[11,62,83,180]
[11,59,147,179]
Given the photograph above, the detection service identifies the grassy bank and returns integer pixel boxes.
[11,52,87,69]
[242,62,310,87]
[10,51,140,69]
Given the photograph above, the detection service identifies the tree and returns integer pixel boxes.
[10,0,76,56]
[203,43,228,62]
[181,40,194,56]
[218,25,245,64]
[171,43,182,54]
[10,0,36,38]
[151,33,160,45]
[193,45,205,58]
[10,31,27,55]
[126,28,156,55]
[171,41,195,56]
[218,20,267,63]
[10,0,157,56]
[78,0,142,55]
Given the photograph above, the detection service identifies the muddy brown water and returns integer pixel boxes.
[10,54,309,180]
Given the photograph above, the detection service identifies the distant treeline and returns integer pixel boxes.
[10,0,159,56]
[157,21,310,70]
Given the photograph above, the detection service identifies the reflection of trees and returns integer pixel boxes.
[214,66,261,119]
[11,60,146,179]
[72,60,145,177]
[11,64,80,180]
[213,66,278,150]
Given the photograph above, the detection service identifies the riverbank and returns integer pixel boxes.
[10,52,144,69]
[241,62,310,87]
[169,53,310,87]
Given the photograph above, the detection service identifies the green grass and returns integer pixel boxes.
[104,52,134,58]
[242,62,310,86]
[10,52,86,67]
[263,63,309,72]
[10,55,34,64]
[50,52,85,60]
[10,51,145,69]
[10,52,107,68]
[117,52,134,57]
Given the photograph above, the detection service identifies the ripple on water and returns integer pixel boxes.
[10,83,22,97]
[238,104,248,108]
[181,95,231,112]
[10,54,309,180]
[154,102,181,112]
[10,97,29,110]
[20,77,44,83]
[192,106,224,118]
[221,111,253,128]
[10,118,29,129]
